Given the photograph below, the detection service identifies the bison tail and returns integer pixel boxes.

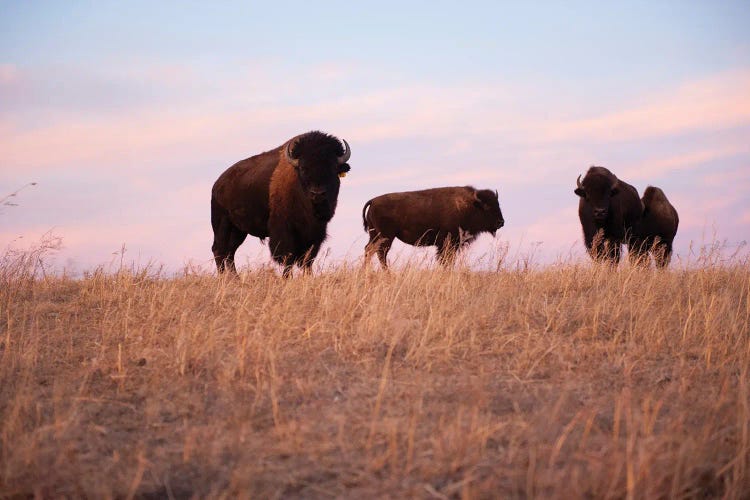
[362,199,373,232]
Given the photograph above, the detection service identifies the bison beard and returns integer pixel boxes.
[362,186,504,269]
[211,131,351,276]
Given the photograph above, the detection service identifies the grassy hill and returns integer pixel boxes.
[1,247,748,498]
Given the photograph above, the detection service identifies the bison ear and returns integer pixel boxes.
[285,139,300,169]
[574,187,586,198]
[337,163,351,174]
[610,178,621,196]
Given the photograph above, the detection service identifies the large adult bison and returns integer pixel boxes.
[632,186,679,268]
[362,186,504,268]
[211,131,351,276]
[574,166,642,264]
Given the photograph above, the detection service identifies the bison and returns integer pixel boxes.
[362,186,504,268]
[631,186,679,268]
[211,131,351,276]
[574,166,642,264]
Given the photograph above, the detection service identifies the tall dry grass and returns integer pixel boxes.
[1,243,748,498]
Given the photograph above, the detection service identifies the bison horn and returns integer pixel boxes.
[338,139,351,164]
[285,138,300,168]
[576,174,582,189]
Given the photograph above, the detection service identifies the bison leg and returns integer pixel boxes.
[627,238,650,267]
[298,244,321,275]
[653,241,672,268]
[589,233,620,265]
[586,229,606,262]
[269,233,296,276]
[364,232,391,270]
[436,236,460,267]
[373,237,393,270]
[270,234,320,277]
[210,198,229,272]
[224,228,248,274]
[211,199,247,274]
[610,243,622,264]
[595,239,621,264]
[281,263,294,278]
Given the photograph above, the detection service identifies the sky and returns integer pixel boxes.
[1,1,749,273]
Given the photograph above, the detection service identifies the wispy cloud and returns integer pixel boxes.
[621,143,750,181]
[535,70,750,144]
[4,64,749,179]
[0,64,19,84]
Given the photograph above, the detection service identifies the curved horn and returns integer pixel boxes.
[494,189,498,199]
[338,139,351,164]
[576,174,582,189]
[473,190,485,207]
[285,138,299,167]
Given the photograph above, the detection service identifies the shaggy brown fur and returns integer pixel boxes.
[362,186,504,268]
[211,131,351,275]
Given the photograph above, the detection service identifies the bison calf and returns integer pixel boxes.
[362,186,504,268]
[631,186,679,268]
[574,166,642,264]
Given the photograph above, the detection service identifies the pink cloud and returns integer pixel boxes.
[621,143,750,181]
[669,188,747,232]
[700,163,750,187]
[4,67,749,180]
[0,64,19,84]
[537,70,750,144]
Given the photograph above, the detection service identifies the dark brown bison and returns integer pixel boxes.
[362,186,504,268]
[574,166,643,264]
[211,131,351,276]
[631,186,679,268]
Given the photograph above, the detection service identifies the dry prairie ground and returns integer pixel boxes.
[1,249,749,499]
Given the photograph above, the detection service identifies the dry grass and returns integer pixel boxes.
[1,246,749,498]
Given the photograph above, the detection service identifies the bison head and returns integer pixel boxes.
[285,133,351,221]
[575,167,619,226]
[473,189,505,237]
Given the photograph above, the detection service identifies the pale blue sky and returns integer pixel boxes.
[1,1,749,271]
[4,2,748,82]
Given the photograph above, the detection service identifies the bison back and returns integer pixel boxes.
[365,187,478,245]
[211,147,281,236]
[641,186,678,240]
